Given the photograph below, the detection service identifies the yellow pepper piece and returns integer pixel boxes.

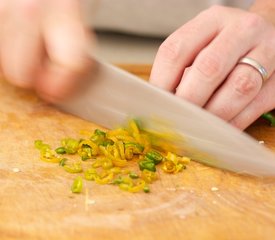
[112,158,128,167]
[179,156,191,164]
[141,169,157,183]
[162,160,176,173]
[116,141,125,160]
[128,180,146,193]
[109,167,122,174]
[64,162,83,173]
[107,128,129,137]
[40,155,60,163]
[94,172,114,185]
[129,120,141,142]
[79,140,98,156]
[166,152,178,163]
[101,158,113,169]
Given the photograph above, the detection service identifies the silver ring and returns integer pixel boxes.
[238,57,268,82]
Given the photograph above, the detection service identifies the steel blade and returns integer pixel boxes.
[56,60,275,176]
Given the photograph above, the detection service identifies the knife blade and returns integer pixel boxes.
[56,59,275,176]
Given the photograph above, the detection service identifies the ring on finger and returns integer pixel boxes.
[238,57,268,83]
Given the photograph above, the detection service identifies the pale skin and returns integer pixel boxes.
[150,0,275,130]
[0,0,94,102]
[1,0,275,130]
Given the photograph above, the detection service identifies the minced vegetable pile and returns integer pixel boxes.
[35,119,191,193]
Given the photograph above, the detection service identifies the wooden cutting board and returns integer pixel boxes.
[0,65,275,240]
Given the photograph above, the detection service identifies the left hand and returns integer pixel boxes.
[149,5,275,130]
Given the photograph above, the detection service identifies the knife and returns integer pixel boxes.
[56,58,275,176]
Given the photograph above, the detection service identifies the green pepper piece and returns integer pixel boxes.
[262,112,275,127]
[61,138,79,154]
[129,172,139,179]
[59,158,68,166]
[133,119,142,130]
[79,146,92,161]
[145,150,163,165]
[90,129,106,144]
[139,160,156,172]
[34,140,43,149]
[99,139,114,147]
[71,176,83,193]
[34,140,50,151]
[94,129,106,137]
[143,186,150,193]
[55,147,66,154]
[112,177,124,185]
[124,142,144,153]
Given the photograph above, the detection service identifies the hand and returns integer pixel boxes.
[150,5,275,130]
[1,0,94,102]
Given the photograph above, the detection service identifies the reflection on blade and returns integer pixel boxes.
[57,60,275,176]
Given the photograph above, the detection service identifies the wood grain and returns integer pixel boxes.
[0,65,275,240]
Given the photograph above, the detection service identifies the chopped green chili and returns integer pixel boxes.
[262,112,275,127]
[144,150,163,165]
[124,142,144,153]
[61,138,79,154]
[129,172,139,179]
[63,162,82,173]
[35,119,191,194]
[71,176,83,193]
[112,176,124,185]
[100,139,114,146]
[34,140,50,151]
[84,168,97,181]
[59,158,68,166]
[90,129,107,145]
[143,186,150,193]
[94,129,106,136]
[55,147,66,154]
[139,160,156,172]
[79,146,92,160]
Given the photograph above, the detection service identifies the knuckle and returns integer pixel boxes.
[19,0,40,18]
[240,13,265,30]
[157,38,181,62]
[195,52,223,81]
[179,23,200,38]
[198,5,225,21]
[233,73,261,96]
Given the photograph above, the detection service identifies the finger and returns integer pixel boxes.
[229,73,275,130]
[1,0,42,88]
[0,1,8,77]
[205,40,275,120]
[175,12,266,106]
[149,6,225,91]
[36,0,94,102]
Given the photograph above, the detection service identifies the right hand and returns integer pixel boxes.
[150,5,275,130]
[1,0,94,102]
